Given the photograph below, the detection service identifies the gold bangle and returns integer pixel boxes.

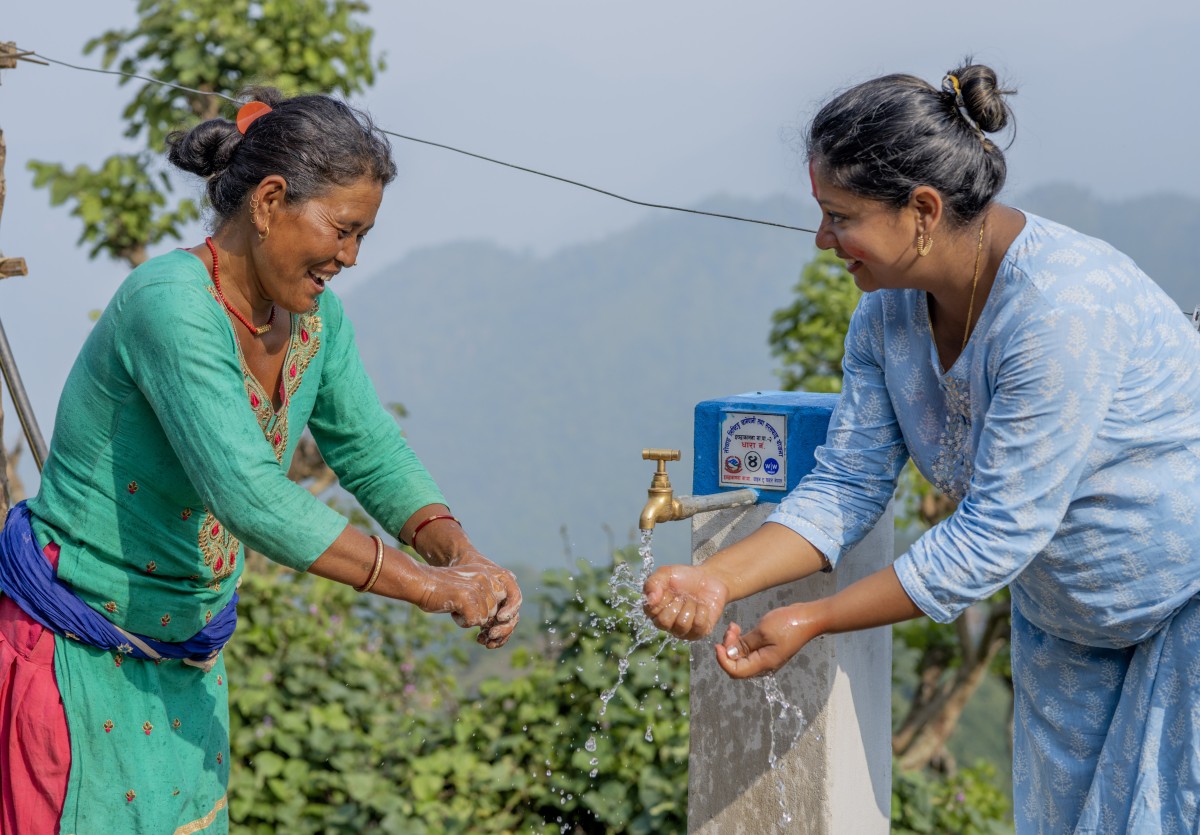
[354,534,385,593]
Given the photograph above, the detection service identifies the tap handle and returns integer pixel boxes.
[642,448,681,462]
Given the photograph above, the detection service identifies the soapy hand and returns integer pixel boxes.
[715,603,822,678]
[642,564,730,641]
[449,551,523,648]
[414,560,518,646]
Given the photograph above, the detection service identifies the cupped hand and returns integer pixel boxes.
[450,551,523,648]
[642,565,730,641]
[715,603,823,679]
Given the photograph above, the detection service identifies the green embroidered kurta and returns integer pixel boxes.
[26,249,445,833]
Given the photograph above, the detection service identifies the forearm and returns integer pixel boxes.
[397,503,478,567]
[702,521,831,601]
[307,504,483,592]
[306,523,432,606]
[809,564,924,635]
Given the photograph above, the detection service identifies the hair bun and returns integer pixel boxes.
[948,61,1014,134]
[166,119,242,179]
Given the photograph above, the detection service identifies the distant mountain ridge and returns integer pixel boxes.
[342,187,1198,570]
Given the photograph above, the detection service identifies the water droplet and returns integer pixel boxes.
[644,726,654,742]
[584,736,597,752]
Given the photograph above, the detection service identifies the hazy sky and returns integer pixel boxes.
[2,1,1198,489]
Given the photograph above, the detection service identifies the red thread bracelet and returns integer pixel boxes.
[407,513,462,551]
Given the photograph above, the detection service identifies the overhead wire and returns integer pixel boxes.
[24,50,818,235]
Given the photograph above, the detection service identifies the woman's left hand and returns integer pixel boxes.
[451,551,522,648]
[715,603,823,679]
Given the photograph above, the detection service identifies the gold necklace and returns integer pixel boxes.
[961,217,987,352]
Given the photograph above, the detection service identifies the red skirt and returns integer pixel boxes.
[0,543,69,834]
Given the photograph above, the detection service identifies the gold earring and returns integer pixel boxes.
[249,195,260,217]
[916,234,933,257]
[258,225,270,242]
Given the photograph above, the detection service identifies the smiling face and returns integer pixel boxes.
[254,176,384,312]
[810,163,920,293]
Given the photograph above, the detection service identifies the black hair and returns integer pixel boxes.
[166,87,397,226]
[806,60,1016,227]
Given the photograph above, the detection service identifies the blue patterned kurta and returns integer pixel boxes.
[767,212,1200,833]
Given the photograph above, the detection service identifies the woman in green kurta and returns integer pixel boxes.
[0,90,521,834]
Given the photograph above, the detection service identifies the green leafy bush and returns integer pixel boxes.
[891,760,1013,835]
[225,552,689,833]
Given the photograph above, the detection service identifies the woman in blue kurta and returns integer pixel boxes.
[645,62,1200,833]
[0,90,522,833]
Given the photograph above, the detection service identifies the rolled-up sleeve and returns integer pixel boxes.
[767,297,909,566]
[895,304,1127,622]
[306,296,445,539]
[116,282,349,571]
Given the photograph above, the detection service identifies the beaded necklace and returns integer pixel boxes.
[205,236,276,336]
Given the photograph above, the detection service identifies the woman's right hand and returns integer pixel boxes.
[412,561,510,630]
[643,565,731,641]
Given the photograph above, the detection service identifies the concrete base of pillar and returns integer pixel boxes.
[686,503,893,835]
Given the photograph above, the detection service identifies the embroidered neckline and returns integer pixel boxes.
[195,293,322,588]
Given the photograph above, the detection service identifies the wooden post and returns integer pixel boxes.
[0,42,49,523]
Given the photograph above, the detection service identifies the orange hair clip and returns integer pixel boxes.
[236,101,272,134]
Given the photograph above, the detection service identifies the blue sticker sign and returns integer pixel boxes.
[719,412,787,490]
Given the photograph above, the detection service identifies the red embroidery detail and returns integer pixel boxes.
[127,481,138,494]
[173,718,181,730]
[104,720,114,733]
[161,614,171,627]
[145,561,157,573]
[237,308,321,465]
[216,752,223,765]
[199,510,240,589]
[216,675,223,686]
[103,601,118,614]
[126,790,136,803]
[205,610,213,623]
[143,721,153,735]
[114,655,124,668]
[181,507,192,520]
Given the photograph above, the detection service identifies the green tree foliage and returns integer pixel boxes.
[225,552,689,833]
[768,249,861,393]
[28,0,383,267]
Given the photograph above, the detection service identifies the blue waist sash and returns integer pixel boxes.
[0,501,237,665]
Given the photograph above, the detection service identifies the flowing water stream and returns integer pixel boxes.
[751,673,807,829]
[584,528,807,831]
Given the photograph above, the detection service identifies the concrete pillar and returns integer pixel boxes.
[685,392,893,835]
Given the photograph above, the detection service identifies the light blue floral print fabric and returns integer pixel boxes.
[767,211,1200,833]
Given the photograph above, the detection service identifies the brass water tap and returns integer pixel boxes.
[640,448,684,531]
[639,448,760,532]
